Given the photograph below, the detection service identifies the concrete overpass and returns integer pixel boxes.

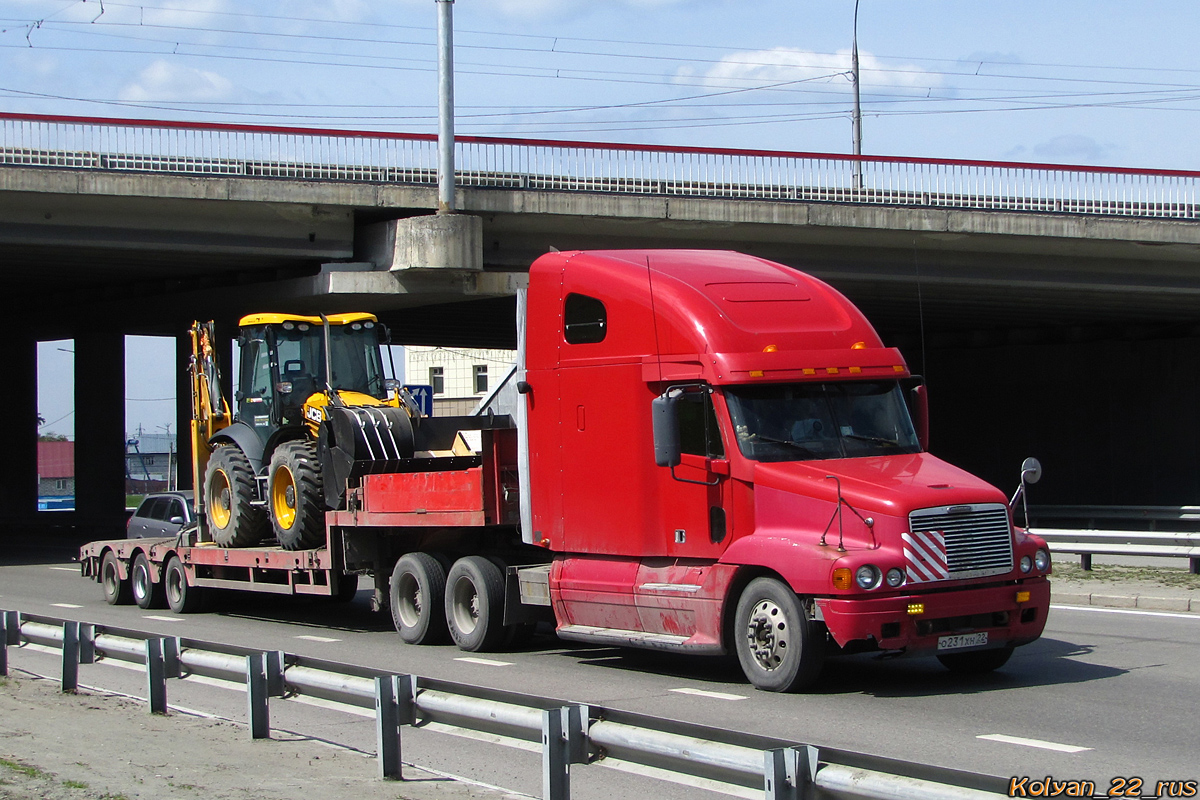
[5,113,1200,536]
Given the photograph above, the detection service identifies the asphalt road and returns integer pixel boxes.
[2,552,1198,797]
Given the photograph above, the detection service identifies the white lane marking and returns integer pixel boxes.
[50,603,82,609]
[142,615,184,623]
[294,635,341,643]
[454,657,512,667]
[670,687,747,701]
[978,734,1091,753]
[48,567,78,572]
[1050,604,1199,620]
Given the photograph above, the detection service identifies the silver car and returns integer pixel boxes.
[127,492,193,539]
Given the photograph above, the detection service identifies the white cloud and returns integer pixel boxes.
[118,60,234,102]
[1007,135,1119,165]
[694,47,940,94]
[484,0,689,21]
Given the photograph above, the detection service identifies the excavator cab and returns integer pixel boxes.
[191,313,419,553]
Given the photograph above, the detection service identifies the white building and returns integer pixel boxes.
[405,346,517,416]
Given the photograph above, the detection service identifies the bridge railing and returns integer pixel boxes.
[3,111,1199,219]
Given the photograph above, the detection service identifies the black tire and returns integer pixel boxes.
[268,440,326,551]
[938,645,1015,674]
[131,552,165,610]
[445,556,506,652]
[390,553,449,644]
[100,550,131,605]
[205,445,267,547]
[734,577,826,692]
[164,556,203,614]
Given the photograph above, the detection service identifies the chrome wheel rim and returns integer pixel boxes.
[745,599,791,671]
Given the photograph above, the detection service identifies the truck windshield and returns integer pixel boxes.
[724,381,921,462]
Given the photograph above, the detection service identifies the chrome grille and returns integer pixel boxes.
[908,503,1013,581]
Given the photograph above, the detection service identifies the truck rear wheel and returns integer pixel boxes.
[445,556,506,652]
[734,578,825,692]
[205,445,267,547]
[937,645,1014,674]
[269,440,326,551]
[131,553,164,610]
[390,553,448,644]
[164,556,204,614]
[100,550,131,605]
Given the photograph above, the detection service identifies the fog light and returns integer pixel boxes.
[907,602,924,615]
[1020,555,1032,573]
[855,565,882,590]
[885,567,905,588]
[1034,549,1050,572]
[832,568,852,590]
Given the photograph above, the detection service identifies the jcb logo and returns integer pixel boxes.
[305,406,324,423]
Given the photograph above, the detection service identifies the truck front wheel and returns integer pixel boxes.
[445,556,506,652]
[390,553,448,644]
[734,578,826,692]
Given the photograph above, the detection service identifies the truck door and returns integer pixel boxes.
[659,388,732,558]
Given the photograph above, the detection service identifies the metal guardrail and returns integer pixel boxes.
[0,609,1005,799]
[1028,505,1200,573]
[2,112,1200,220]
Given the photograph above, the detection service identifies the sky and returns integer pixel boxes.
[14,0,1200,438]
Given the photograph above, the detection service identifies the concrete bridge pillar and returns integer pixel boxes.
[0,332,39,523]
[73,327,126,536]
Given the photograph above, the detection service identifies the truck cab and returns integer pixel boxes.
[522,250,1050,691]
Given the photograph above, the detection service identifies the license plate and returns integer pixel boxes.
[937,632,988,651]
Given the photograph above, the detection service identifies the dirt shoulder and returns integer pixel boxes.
[0,673,511,800]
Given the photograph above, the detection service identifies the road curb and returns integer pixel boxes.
[1051,590,1197,612]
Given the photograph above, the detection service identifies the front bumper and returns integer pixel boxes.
[816,576,1050,656]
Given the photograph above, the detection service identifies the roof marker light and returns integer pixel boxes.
[849,367,861,374]
[893,365,905,373]
[803,368,816,376]
[763,344,778,353]
[826,367,839,375]
[749,370,764,378]
[851,341,867,350]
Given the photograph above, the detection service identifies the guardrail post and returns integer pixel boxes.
[1080,553,1092,571]
[765,746,818,800]
[145,638,167,714]
[1190,556,1199,575]
[162,637,181,679]
[0,612,8,677]
[79,624,95,665]
[3,611,18,645]
[543,705,585,800]
[246,653,270,739]
[265,651,286,697]
[375,675,404,779]
[61,621,79,693]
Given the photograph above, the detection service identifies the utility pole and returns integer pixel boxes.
[851,0,863,189]
[436,0,456,213]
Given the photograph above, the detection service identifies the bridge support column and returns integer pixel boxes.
[359,214,482,271]
[73,327,126,537]
[176,330,193,492]
[0,331,39,523]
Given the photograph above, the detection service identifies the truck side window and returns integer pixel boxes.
[564,293,607,344]
[678,390,725,459]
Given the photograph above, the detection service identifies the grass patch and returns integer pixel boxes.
[100,794,131,800]
[0,758,48,779]
[62,779,88,789]
[1053,562,1200,589]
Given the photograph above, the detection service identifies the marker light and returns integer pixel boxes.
[1034,549,1050,572]
[1020,555,1033,573]
[1016,591,1031,603]
[763,344,778,352]
[893,365,905,373]
[851,341,867,350]
[749,370,764,377]
[907,602,925,615]
[832,568,852,590]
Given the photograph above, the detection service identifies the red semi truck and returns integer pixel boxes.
[82,249,1051,692]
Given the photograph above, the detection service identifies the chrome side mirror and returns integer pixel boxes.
[1009,456,1043,527]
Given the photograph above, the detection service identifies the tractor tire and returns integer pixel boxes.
[205,445,267,547]
[269,440,326,551]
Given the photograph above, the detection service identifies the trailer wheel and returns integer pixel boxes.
[445,556,506,652]
[100,551,131,605]
[390,553,448,644]
[269,440,326,551]
[937,645,1014,674]
[734,578,825,692]
[131,553,164,610]
[164,556,203,614]
[205,444,267,547]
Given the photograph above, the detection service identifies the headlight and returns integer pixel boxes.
[855,565,882,590]
[1019,555,1032,573]
[885,567,905,588]
[1034,549,1050,572]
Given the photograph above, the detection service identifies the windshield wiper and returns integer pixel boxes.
[844,433,901,447]
[746,433,818,456]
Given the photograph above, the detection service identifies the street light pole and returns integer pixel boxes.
[436,0,456,213]
[851,0,863,189]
